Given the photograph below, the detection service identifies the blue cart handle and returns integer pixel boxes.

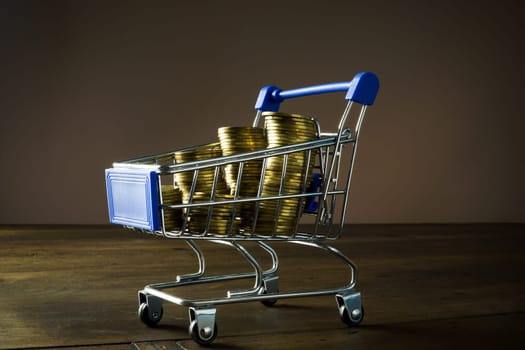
[255,72,379,112]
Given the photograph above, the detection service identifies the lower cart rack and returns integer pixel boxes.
[139,240,363,345]
[105,72,379,345]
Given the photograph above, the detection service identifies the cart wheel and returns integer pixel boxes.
[260,288,279,307]
[261,298,278,307]
[138,302,163,327]
[340,304,364,326]
[189,320,218,346]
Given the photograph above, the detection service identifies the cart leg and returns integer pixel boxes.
[257,241,280,306]
[218,241,264,297]
[257,241,279,276]
[177,240,206,282]
[335,290,364,326]
[138,291,163,326]
[188,306,218,346]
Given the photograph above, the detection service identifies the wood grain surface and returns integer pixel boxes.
[1,224,524,349]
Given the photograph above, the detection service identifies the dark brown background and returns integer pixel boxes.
[0,0,523,224]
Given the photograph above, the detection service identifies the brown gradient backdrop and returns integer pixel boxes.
[0,0,523,224]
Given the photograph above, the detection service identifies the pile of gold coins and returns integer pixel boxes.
[173,143,231,234]
[218,126,267,231]
[218,126,267,196]
[161,112,319,236]
[174,142,228,203]
[160,185,183,231]
[184,192,240,234]
[253,112,319,235]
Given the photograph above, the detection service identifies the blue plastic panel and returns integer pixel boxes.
[105,167,160,231]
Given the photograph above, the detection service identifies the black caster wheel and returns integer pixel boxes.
[138,302,163,327]
[261,298,278,307]
[260,288,279,307]
[189,320,218,346]
[340,305,364,326]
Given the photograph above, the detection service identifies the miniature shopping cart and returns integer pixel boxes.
[105,72,379,345]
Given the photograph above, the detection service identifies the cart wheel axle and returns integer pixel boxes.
[340,304,364,326]
[138,302,163,327]
[188,306,218,346]
[189,320,218,346]
[336,291,364,326]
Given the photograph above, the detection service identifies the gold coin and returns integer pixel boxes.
[262,111,316,119]
[264,125,317,132]
[266,136,317,142]
[218,126,264,132]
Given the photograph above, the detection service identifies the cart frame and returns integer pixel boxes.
[105,72,379,345]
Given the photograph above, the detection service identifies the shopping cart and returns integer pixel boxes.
[105,72,379,345]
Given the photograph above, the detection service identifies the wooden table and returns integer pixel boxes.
[1,224,524,349]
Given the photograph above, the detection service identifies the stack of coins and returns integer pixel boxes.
[174,142,229,203]
[254,112,319,236]
[218,126,267,231]
[160,185,183,231]
[186,192,240,235]
[218,127,267,195]
[174,142,232,235]
[155,152,175,166]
